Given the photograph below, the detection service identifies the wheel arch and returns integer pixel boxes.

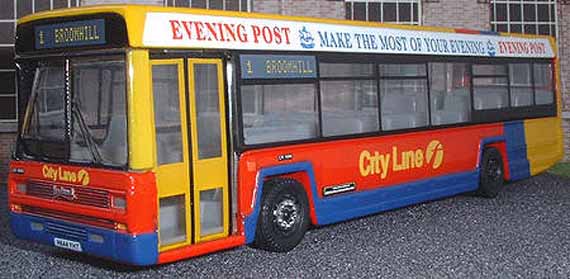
[243,161,318,244]
[479,137,510,181]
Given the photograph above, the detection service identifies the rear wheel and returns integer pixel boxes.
[477,147,504,198]
[254,178,310,252]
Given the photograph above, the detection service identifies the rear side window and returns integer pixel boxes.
[429,63,471,125]
[533,63,554,105]
[509,63,533,107]
[472,64,508,110]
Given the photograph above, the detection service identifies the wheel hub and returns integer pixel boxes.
[273,198,299,230]
[488,158,502,181]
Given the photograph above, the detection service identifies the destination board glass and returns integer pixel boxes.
[35,19,106,49]
[240,54,316,79]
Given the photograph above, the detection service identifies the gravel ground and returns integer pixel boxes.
[1,174,570,279]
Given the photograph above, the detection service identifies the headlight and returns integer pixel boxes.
[112,196,126,210]
[16,183,27,194]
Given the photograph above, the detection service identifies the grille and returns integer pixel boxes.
[46,222,88,241]
[27,181,111,209]
[23,206,116,230]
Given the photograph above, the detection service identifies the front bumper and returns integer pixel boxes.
[10,213,158,266]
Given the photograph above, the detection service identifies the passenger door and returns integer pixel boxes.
[151,59,192,251]
[152,57,229,251]
[187,59,229,243]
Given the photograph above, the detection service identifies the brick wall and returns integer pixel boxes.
[559,3,570,161]
[81,0,163,5]
[422,1,490,30]
[253,0,344,19]
[0,133,15,184]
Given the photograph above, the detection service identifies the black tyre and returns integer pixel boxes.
[254,178,310,252]
[477,147,505,198]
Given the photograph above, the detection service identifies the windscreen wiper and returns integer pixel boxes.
[72,104,103,165]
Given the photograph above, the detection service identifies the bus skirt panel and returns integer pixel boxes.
[10,213,158,266]
[313,170,480,225]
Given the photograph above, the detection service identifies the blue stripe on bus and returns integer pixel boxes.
[10,213,158,266]
[244,162,480,243]
[314,170,479,225]
[504,120,531,181]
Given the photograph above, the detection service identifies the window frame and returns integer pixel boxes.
[472,63,511,111]
[345,0,421,25]
[319,61,380,137]
[15,52,129,169]
[164,0,251,12]
[238,79,321,146]
[508,62,534,108]
[234,52,556,151]
[428,62,473,126]
[490,0,558,38]
[378,62,430,131]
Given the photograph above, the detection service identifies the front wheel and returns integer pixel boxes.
[254,178,310,252]
[476,147,505,198]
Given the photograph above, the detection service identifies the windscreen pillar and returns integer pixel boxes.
[127,49,156,170]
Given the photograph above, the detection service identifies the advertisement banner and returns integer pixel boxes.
[143,12,555,58]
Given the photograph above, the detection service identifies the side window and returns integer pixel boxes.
[241,83,318,145]
[509,63,533,107]
[472,64,509,110]
[379,64,428,131]
[533,63,554,105]
[429,63,471,125]
[152,63,183,165]
[320,63,379,137]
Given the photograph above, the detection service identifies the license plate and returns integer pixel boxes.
[54,238,82,252]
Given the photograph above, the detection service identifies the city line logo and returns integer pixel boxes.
[359,140,444,179]
[42,165,90,186]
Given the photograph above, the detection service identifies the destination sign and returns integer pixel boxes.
[35,19,106,49]
[240,55,316,79]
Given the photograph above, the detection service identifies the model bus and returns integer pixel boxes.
[8,5,563,266]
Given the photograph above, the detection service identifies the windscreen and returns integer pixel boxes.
[19,56,127,167]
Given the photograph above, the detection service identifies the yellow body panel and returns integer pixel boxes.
[127,50,155,170]
[524,117,564,176]
[187,59,229,243]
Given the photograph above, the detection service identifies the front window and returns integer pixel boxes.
[25,62,66,142]
[19,56,127,167]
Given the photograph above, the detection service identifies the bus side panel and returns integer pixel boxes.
[238,123,504,233]
[311,124,503,195]
[524,117,564,175]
